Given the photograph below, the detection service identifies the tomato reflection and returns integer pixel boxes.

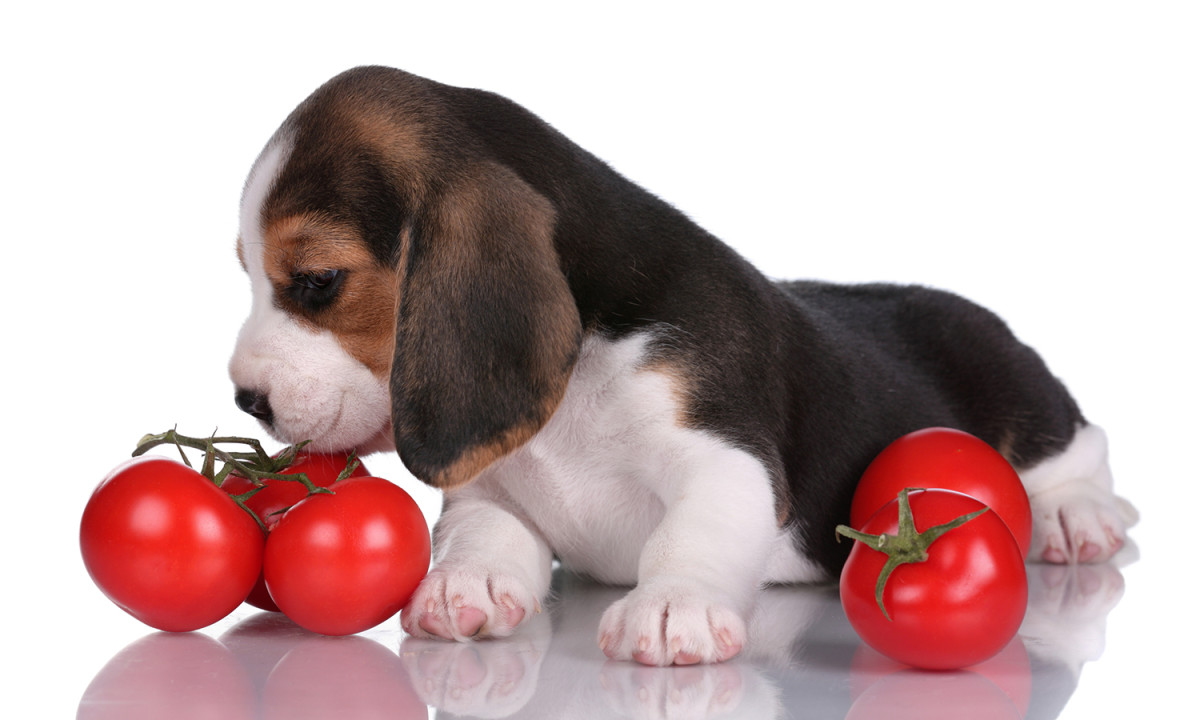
[78,632,255,720]
[80,614,424,720]
[849,638,1032,720]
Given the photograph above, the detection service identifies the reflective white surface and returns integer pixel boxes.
[70,559,1130,720]
[4,2,1197,718]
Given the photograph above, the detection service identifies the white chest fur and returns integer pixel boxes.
[450,331,824,585]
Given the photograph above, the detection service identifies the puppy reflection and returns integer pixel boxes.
[400,561,1127,719]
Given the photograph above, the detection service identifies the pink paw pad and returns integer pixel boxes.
[454,604,488,637]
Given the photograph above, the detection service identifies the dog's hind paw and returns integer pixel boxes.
[1030,485,1137,564]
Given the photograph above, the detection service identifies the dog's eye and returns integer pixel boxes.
[298,269,341,290]
[287,269,345,311]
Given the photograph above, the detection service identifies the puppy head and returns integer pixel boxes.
[230,67,582,488]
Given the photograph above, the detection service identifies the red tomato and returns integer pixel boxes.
[851,427,1032,558]
[222,452,369,612]
[840,489,1027,670]
[263,477,431,636]
[80,456,264,632]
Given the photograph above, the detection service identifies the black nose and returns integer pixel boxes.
[235,388,274,426]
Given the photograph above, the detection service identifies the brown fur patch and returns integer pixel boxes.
[261,212,399,378]
[293,72,437,201]
[993,428,1018,465]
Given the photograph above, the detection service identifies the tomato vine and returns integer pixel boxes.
[132,428,359,531]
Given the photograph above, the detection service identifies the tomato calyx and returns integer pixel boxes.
[836,488,989,621]
[132,428,360,531]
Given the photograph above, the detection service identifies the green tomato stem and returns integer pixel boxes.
[835,488,989,621]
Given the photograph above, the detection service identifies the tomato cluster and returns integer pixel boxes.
[838,428,1030,670]
[79,433,431,636]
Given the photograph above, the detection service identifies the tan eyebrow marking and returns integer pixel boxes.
[260,212,400,378]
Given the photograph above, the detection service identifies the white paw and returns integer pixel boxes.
[401,564,542,641]
[597,579,747,666]
[1030,485,1137,564]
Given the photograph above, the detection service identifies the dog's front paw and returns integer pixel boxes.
[401,565,542,641]
[1030,485,1137,564]
[597,579,747,666]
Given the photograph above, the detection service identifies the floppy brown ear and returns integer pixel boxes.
[391,161,582,488]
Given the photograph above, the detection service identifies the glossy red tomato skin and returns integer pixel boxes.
[840,489,1027,670]
[263,477,431,636]
[80,456,264,632]
[851,428,1032,558]
[222,452,369,612]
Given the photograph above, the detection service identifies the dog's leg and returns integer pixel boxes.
[401,498,552,640]
[1020,424,1138,564]
[596,445,777,666]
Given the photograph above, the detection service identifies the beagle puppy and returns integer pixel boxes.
[229,66,1136,665]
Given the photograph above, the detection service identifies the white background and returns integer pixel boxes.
[3,1,1197,717]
